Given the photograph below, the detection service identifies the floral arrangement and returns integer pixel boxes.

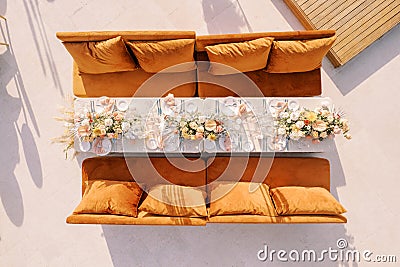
[179,116,227,141]
[274,104,351,142]
[75,110,129,142]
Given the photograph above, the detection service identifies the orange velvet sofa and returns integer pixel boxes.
[56,30,336,98]
[66,156,347,225]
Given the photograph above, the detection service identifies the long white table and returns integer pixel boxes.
[74,97,334,154]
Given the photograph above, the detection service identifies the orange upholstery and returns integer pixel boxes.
[57,30,335,98]
[68,156,346,225]
[57,31,197,97]
[196,30,335,97]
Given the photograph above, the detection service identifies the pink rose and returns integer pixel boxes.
[195,132,204,140]
[215,125,223,133]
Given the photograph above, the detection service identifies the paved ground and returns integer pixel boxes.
[0,0,399,266]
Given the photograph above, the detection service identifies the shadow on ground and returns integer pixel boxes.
[0,17,42,226]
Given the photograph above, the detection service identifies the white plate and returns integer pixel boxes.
[146,138,158,150]
[95,138,112,156]
[117,99,129,111]
[185,102,198,113]
[79,140,91,152]
[242,140,254,152]
[288,100,299,111]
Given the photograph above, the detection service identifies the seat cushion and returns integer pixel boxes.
[73,180,143,217]
[270,186,346,215]
[209,182,278,216]
[139,184,207,217]
[63,36,137,74]
[266,36,336,73]
[126,39,196,73]
[205,37,273,75]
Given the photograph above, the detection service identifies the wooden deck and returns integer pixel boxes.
[284,0,400,67]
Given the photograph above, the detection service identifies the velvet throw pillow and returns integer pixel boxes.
[73,180,143,217]
[139,184,207,217]
[265,36,336,73]
[205,37,274,75]
[63,36,137,74]
[126,39,196,73]
[209,182,278,216]
[270,186,346,215]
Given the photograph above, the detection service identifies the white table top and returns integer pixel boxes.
[74,97,334,155]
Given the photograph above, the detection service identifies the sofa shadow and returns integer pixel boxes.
[202,0,252,34]
[102,223,355,266]
[21,0,63,97]
[0,21,43,225]
[324,24,400,96]
[270,0,400,96]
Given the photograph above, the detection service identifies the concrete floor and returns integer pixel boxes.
[1,0,399,266]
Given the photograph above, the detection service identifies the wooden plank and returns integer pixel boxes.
[310,0,349,24]
[339,12,400,61]
[304,1,325,16]
[284,0,400,66]
[327,0,387,34]
[334,1,400,52]
[315,0,369,29]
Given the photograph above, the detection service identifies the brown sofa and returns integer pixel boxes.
[66,156,347,225]
[56,30,335,98]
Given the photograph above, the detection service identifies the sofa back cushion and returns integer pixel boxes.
[205,37,273,75]
[126,39,196,73]
[139,184,207,217]
[270,186,346,215]
[57,31,197,97]
[196,30,335,97]
[73,180,143,217]
[206,157,330,190]
[63,36,137,74]
[209,182,278,216]
[266,36,336,73]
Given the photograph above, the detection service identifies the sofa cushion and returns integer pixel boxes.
[209,182,278,216]
[139,184,207,217]
[73,180,143,217]
[63,36,137,74]
[205,37,273,75]
[126,39,196,73]
[270,186,346,215]
[265,36,336,73]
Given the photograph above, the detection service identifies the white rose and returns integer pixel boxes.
[289,132,301,140]
[278,127,286,135]
[104,118,113,127]
[290,111,299,121]
[280,112,289,119]
[81,119,90,126]
[295,121,304,129]
[189,121,198,129]
[286,118,292,124]
[121,122,130,132]
[320,132,328,138]
[327,115,334,123]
